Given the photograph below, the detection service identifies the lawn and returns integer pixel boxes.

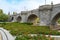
[0,22,60,36]
[0,22,58,40]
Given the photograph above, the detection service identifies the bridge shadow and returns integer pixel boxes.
[50,12,60,30]
[50,24,60,30]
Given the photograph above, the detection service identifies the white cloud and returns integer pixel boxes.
[46,0,60,4]
[0,0,60,14]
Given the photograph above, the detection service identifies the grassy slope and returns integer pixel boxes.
[0,22,59,36]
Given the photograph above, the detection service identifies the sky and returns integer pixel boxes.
[0,0,60,14]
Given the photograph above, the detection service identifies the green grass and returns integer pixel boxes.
[0,22,60,36]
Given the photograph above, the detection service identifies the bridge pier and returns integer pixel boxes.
[40,21,48,26]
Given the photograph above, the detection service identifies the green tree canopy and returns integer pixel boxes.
[0,9,3,14]
[13,12,17,15]
[0,9,9,22]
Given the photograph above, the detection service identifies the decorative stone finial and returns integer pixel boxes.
[51,1,53,5]
[51,1,53,10]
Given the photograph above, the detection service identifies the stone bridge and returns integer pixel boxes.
[8,3,60,26]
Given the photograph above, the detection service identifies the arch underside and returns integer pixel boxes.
[17,16,22,22]
[51,13,60,25]
[9,17,14,22]
[27,14,39,23]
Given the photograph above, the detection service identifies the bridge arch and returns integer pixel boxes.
[51,12,60,25]
[10,17,14,22]
[27,14,39,23]
[16,16,22,22]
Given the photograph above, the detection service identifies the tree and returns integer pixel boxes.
[0,9,3,14]
[13,12,17,15]
[0,9,9,22]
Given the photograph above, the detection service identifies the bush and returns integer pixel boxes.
[21,23,33,25]
[15,35,53,40]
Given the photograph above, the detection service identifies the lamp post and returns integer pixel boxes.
[45,0,46,5]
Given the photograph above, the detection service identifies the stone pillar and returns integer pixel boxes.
[21,16,26,23]
[20,11,28,23]
[39,11,47,26]
[39,10,51,26]
[21,15,27,23]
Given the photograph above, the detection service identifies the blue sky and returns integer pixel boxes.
[0,0,60,14]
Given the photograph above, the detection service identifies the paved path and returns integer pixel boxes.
[46,35,60,40]
[0,27,15,40]
[0,33,2,40]
[0,28,60,40]
[54,37,60,40]
[51,36,60,40]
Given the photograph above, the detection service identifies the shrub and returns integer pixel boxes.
[15,35,53,40]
